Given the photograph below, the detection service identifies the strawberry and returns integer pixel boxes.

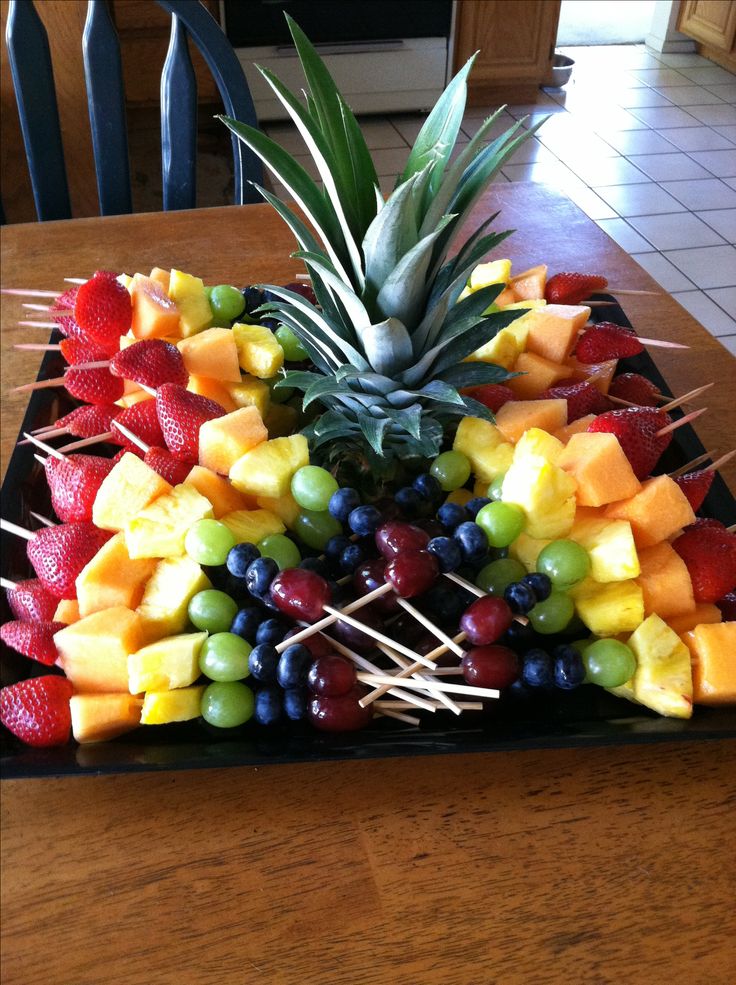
[156,383,226,461]
[144,447,193,484]
[44,454,116,522]
[26,522,111,599]
[0,675,73,747]
[60,336,118,363]
[608,372,663,408]
[5,578,58,623]
[51,312,87,342]
[575,323,644,363]
[53,403,119,438]
[74,272,132,346]
[672,523,736,603]
[115,399,166,451]
[461,383,515,413]
[53,285,79,310]
[0,620,65,665]
[110,339,188,389]
[545,272,608,305]
[64,365,125,405]
[587,407,671,479]
[538,381,610,422]
[673,469,715,512]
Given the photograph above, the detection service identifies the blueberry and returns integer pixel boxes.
[437,502,468,532]
[245,557,279,598]
[325,534,352,561]
[254,686,283,725]
[523,572,552,603]
[395,486,422,518]
[328,487,361,523]
[465,496,491,518]
[418,584,466,625]
[453,521,489,563]
[260,317,279,331]
[226,543,261,580]
[248,643,279,682]
[522,648,553,687]
[412,472,442,504]
[553,646,586,690]
[256,617,288,646]
[348,505,382,536]
[501,620,539,653]
[427,536,463,573]
[339,543,365,573]
[241,286,265,314]
[299,556,330,577]
[277,644,313,688]
[504,580,537,615]
[230,605,263,642]
[284,687,309,721]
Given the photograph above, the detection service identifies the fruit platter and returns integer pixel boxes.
[1,19,735,778]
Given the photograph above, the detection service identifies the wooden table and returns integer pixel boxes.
[1,185,735,985]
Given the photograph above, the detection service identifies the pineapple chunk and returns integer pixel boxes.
[220,508,285,544]
[93,453,172,532]
[198,407,268,475]
[509,532,551,572]
[140,686,206,725]
[168,269,213,337]
[512,427,565,465]
[70,694,143,744]
[468,258,511,289]
[184,465,253,518]
[125,484,214,559]
[570,578,644,636]
[453,417,505,482]
[232,323,284,378]
[629,614,693,718]
[568,515,640,583]
[501,455,577,539]
[256,492,301,529]
[136,556,211,642]
[128,632,207,694]
[75,532,157,617]
[230,434,309,498]
[466,326,523,369]
[228,376,271,417]
[55,607,144,693]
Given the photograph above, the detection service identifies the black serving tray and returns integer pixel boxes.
[2,295,735,778]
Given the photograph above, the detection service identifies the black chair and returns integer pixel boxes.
[5,0,263,220]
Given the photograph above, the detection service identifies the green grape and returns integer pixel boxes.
[188,590,238,633]
[430,450,471,492]
[209,284,246,322]
[258,533,301,570]
[475,558,527,596]
[583,639,637,687]
[294,509,343,551]
[537,540,591,588]
[291,465,339,511]
[487,474,506,501]
[203,286,213,301]
[475,501,525,548]
[527,591,575,634]
[201,681,255,728]
[185,519,237,566]
[266,376,295,404]
[275,324,309,362]
[199,632,252,682]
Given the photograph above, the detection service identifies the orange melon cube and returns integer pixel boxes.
[53,599,80,625]
[524,304,590,364]
[198,407,268,475]
[494,286,516,306]
[187,375,238,412]
[557,431,641,506]
[565,356,618,394]
[684,622,736,704]
[604,475,696,549]
[149,267,171,293]
[507,352,570,399]
[70,693,143,744]
[75,532,157,618]
[667,604,722,637]
[495,399,568,444]
[184,465,254,517]
[554,414,597,442]
[178,328,242,383]
[509,264,547,302]
[636,542,695,620]
[130,273,181,340]
[55,607,143,693]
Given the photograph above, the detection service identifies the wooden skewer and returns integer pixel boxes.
[669,451,715,478]
[726,523,736,534]
[20,432,67,461]
[19,320,59,328]
[586,301,617,307]
[57,432,115,453]
[660,383,713,414]
[606,395,638,408]
[656,407,707,438]
[371,643,462,715]
[607,287,662,297]
[423,631,467,663]
[357,673,500,701]
[0,518,35,541]
[21,302,53,312]
[443,570,484,598]
[705,449,736,473]
[295,273,312,282]
[65,277,87,284]
[30,511,56,527]
[322,604,437,668]
[636,336,689,350]
[275,582,395,651]
[1,288,61,298]
[375,708,420,726]
[63,360,110,371]
[112,420,149,452]
[33,454,46,466]
[1,576,19,590]
[13,343,62,352]
[11,376,66,393]
[394,597,465,657]
[376,700,483,712]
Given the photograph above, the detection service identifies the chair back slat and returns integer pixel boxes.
[6,0,71,221]
[161,14,197,211]
[82,0,132,216]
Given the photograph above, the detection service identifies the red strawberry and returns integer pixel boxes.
[64,365,125,405]
[672,523,736,603]
[575,323,644,363]
[26,522,111,599]
[51,312,87,342]
[673,469,715,512]
[143,447,193,484]
[5,578,58,623]
[44,454,116,522]
[545,272,608,305]
[53,403,119,438]
[608,372,663,408]
[115,399,166,451]
[60,336,118,363]
[716,590,736,621]
[53,285,79,310]
[539,381,610,422]
[74,272,132,346]
[0,675,73,747]
[587,407,671,479]
[156,383,226,461]
[110,339,188,389]
[0,620,65,665]
[462,383,515,413]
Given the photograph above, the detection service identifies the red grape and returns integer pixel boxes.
[460,596,513,645]
[353,559,399,613]
[385,550,439,598]
[462,646,520,689]
[270,569,331,623]
[375,521,430,559]
[308,685,375,731]
[307,654,357,697]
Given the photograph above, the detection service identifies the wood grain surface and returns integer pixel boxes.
[1,185,735,985]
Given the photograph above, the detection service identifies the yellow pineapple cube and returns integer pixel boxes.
[569,514,640,583]
[512,427,565,465]
[136,556,211,642]
[629,614,693,718]
[125,484,214,559]
[220,508,285,544]
[93,453,172,532]
[501,456,577,539]
[466,327,524,369]
[168,269,213,337]
[509,532,551,572]
[256,492,301,529]
[230,434,309,498]
[128,632,207,694]
[453,417,505,482]
[468,258,512,290]
[570,578,644,636]
[228,376,271,417]
[75,532,157,617]
[55,607,144,693]
[232,323,284,378]
[140,686,206,725]
[198,407,268,475]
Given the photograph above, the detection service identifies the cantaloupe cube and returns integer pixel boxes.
[256,493,301,529]
[187,375,238,412]
[55,607,144,693]
[75,532,157,618]
[513,427,565,465]
[509,532,551,571]
[168,269,213,337]
[53,599,80,625]
[130,273,180,340]
[667,604,722,637]
[93,453,172,532]
[125,483,214,559]
[230,434,309,498]
[524,304,590,364]
[629,614,693,718]
[264,402,298,438]
[70,693,143,743]
[569,514,639,583]
[509,264,547,301]
[228,376,271,418]
[140,686,206,725]
[684,622,736,704]
[605,475,696,549]
[453,417,506,481]
[555,414,597,443]
[128,631,207,694]
[220,509,285,544]
[507,352,570,399]
[565,356,618,394]
[178,327,241,383]
[495,399,568,444]
[136,557,211,642]
[232,323,284,378]
[501,456,577,539]
[198,406,268,475]
[636,542,695,620]
[149,267,171,293]
[558,432,641,507]
[184,465,253,518]
[570,578,644,636]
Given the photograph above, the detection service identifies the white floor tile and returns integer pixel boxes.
[564,155,649,186]
[500,160,579,189]
[628,212,726,250]
[627,152,712,181]
[705,286,736,312]
[628,105,702,128]
[665,244,736,289]
[660,178,736,210]
[658,127,734,151]
[630,251,696,291]
[724,177,736,191]
[596,218,656,252]
[562,185,618,220]
[717,334,736,355]
[654,53,711,68]
[501,138,558,165]
[703,84,736,102]
[712,125,736,143]
[535,117,621,158]
[599,129,680,155]
[678,66,736,86]
[686,104,736,126]
[593,182,687,216]
[628,68,691,87]
[696,209,736,242]
[687,149,736,178]
[651,85,724,105]
[672,290,736,335]
[609,88,674,109]
[575,105,650,132]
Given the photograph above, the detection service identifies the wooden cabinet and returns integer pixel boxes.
[453,0,562,105]
[678,0,736,72]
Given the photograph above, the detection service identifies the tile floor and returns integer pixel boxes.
[264,44,736,356]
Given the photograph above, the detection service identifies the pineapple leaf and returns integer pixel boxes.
[381,404,423,440]
[252,184,321,255]
[417,380,466,405]
[358,416,391,455]
[291,250,371,333]
[361,317,414,375]
[426,308,522,377]
[339,94,380,233]
[460,395,497,421]
[275,370,323,391]
[362,170,424,304]
[436,362,513,388]
[375,214,454,325]
[302,375,369,410]
[258,306,336,374]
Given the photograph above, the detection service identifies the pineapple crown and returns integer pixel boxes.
[219,15,541,465]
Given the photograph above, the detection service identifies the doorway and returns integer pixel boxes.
[557,0,657,46]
